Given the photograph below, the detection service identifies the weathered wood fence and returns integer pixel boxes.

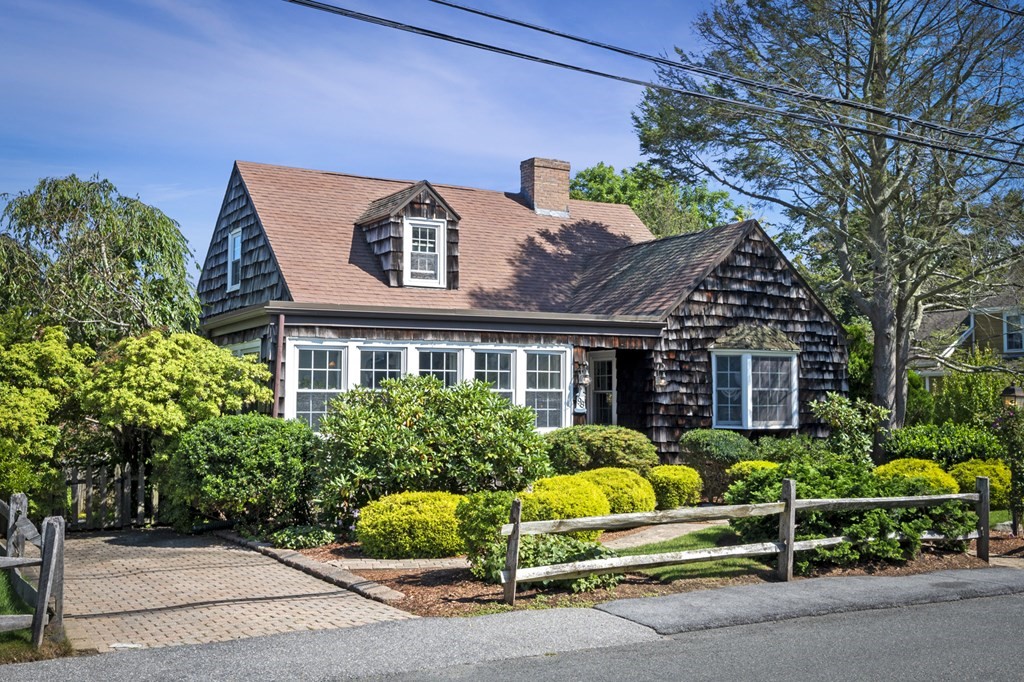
[0,493,65,648]
[66,462,158,530]
[500,477,991,605]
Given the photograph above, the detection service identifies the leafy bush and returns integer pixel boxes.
[647,465,703,510]
[881,423,1006,467]
[455,490,516,561]
[315,376,551,525]
[267,525,336,550]
[164,414,314,531]
[544,425,659,475]
[356,491,466,559]
[678,429,755,501]
[934,349,1011,427]
[873,458,959,494]
[576,468,657,514]
[754,434,831,463]
[472,534,622,592]
[725,451,975,572]
[726,460,780,481]
[948,459,1011,509]
[520,475,611,541]
[810,393,889,463]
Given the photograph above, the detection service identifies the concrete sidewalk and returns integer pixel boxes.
[9,567,1024,681]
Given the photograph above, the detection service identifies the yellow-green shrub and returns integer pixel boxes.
[948,459,1011,509]
[576,468,657,514]
[726,460,780,481]
[873,458,958,494]
[356,491,465,559]
[520,475,610,541]
[647,465,703,510]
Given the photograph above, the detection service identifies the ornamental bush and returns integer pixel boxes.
[267,525,336,550]
[881,423,1006,467]
[315,376,551,525]
[356,491,465,559]
[948,459,1011,509]
[726,460,780,481]
[873,458,959,494]
[646,465,703,509]
[165,413,314,531]
[755,434,831,463]
[472,535,622,592]
[576,468,657,514]
[455,490,516,562]
[520,475,610,541]
[678,429,755,501]
[544,425,659,475]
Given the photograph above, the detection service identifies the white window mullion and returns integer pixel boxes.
[742,353,753,430]
[790,355,800,428]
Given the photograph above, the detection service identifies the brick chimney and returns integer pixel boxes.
[520,157,570,218]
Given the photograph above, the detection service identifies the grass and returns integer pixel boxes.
[0,571,73,664]
[991,509,1011,526]
[617,525,771,582]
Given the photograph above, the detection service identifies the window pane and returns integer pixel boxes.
[526,352,562,428]
[360,350,403,389]
[1008,317,1024,350]
[419,350,459,387]
[751,356,793,426]
[591,358,614,425]
[295,348,345,432]
[409,223,440,281]
[715,355,743,426]
[475,351,512,391]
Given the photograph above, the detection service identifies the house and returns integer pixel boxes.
[196,158,848,460]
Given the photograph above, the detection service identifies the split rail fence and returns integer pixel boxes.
[66,462,158,530]
[0,493,65,648]
[500,476,991,605]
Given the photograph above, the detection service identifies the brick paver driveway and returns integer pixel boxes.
[62,529,412,652]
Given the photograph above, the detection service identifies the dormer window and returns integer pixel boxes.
[403,218,446,288]
[227,228,242,292]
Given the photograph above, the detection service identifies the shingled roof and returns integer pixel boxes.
[355,180,459,225]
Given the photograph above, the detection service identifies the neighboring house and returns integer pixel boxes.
[196,158,847,460]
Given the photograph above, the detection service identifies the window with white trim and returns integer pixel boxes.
[712,352,798,429]
[526,352,563,428]
[360,349,403,389]
[589,352,616,425]
[403,218,445,287]
[475,351,513,402]
[419,349,459,387]
[296,348,344,430]
[227,228,242,292]
[1005,312,1024,353]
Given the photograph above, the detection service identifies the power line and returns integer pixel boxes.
[968,0,1024,17]
[431,0,1024,151]
[282,0,1024,168]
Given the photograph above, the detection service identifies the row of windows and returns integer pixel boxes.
[291,344,567,431]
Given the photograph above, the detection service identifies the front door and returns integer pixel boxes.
[588,351,616,424]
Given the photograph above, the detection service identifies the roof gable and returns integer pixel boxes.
[356,180,461,225]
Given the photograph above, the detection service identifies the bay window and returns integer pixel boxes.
[712,352,798,429]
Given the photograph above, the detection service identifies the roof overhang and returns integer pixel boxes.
[201,301,666,339]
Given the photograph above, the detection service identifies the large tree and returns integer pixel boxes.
[0,175,200,348]
[635,0,1024,428]
[570,161,747,237]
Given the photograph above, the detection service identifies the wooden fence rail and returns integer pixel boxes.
[500,477,991,605]
[66,462,158,530]
[0,494,66,648]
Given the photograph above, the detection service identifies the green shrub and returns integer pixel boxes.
[520,475,611,541]
[647,465,703,510]
[755,434,831,463]
[356,491,465,559]
[544,425,659,475]
[165,413,314,531]
[315,376,551,526]
[472,535,622,592]
[948,459,1011,509]
[726,460,780,481]
[810,393,890,463]
[267,525,336,550]
[455,490,516,561]
[882,423,1006,467]
[934,349,1011,427]
[725,451,975,573]
[678,429,755,501]
[873,458,959,494]
[576,468,657,514]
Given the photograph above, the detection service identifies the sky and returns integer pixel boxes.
[2,0,710,275]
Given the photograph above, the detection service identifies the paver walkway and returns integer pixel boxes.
[62,529,412,653]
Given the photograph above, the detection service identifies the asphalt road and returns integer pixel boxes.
[385,594,1024,681]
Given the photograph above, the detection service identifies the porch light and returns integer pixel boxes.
[574,360,591,387]
[1002,384,1024,408]
[654,359,668,388]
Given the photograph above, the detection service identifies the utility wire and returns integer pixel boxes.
[968,0,1024,17]
[431,0,1024,150]
[283,0,1024,168]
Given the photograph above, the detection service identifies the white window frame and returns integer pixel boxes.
[416,347,462,387]
[402,218,446,288]
[282,338,571,432]
[524,350,566,429]
[711,350,799,430]
[356,346,407,389]
[1004,312,1024,354]
[588,350,617,425]
[227,228,242,292]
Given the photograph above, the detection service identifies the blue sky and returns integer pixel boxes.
[2,0,710,274]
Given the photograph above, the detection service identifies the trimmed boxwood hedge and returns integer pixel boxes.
[646,465,703,510]
[520,475,610,541]
[873,458,959,494]
[576,468,657,514]
[356,491,466,559]
[543,425,659,475]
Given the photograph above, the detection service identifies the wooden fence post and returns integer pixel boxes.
[31,516,63,648]
[503,499,522,606]
[777,479,796,582]
[7,494,28,558]
[976,476,990,563]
